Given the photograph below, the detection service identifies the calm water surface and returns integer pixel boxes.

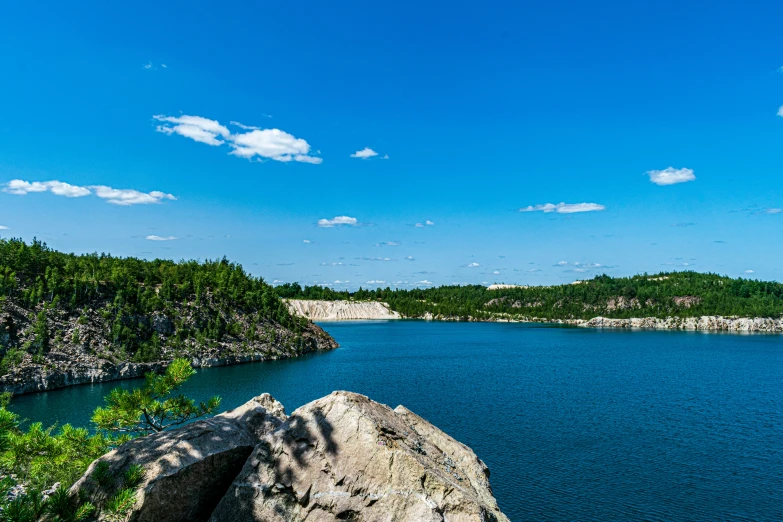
[9,321,783,521]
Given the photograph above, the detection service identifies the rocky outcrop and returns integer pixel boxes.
[605,296,641,311]
[71,392,509,522]
[583,315,783,332]
[0,299,337,396]
[672,295,701,308]
[285,300,401,321]
[212,391,508,521]
[70,394,287,522]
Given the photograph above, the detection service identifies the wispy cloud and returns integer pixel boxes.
[520,202,605,214]
[143,61,167,71]
[229,121,260,131]
[466,262,480,268]
[3,180,176,206]
[154,114,321,164]
[647,167,695,186]
[414,220,435,227]
[366,280,386,285]
[765,208,782,214]
[303,239,311,244]
[146,235,177,241]
[358,257,394,262]
[317,216,358,227]
[405,255,415,261]
[350,148,379,159]
[778,106,783,117]
[375,241,401,247]
[154,115,229,146]
[745,269,755,274]
[0,226,8,230]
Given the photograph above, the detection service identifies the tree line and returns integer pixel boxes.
[275,272,783,319]
[0,238,306,364]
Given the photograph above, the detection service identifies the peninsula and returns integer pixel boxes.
[0,239,336,395]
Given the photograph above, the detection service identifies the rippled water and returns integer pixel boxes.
[9,321,783,521]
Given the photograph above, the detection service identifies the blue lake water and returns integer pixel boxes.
[9,321,783,521]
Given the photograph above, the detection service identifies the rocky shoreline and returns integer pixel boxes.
[423,313,783,332]
[1,297,338,396]
[285,300,783,332]
[0,348,336,396]
[579,315,783,332]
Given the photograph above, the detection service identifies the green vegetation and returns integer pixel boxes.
[0,360,212,521]
[275,272,783,320]
[0,238,312,376]
[92,358,221,436]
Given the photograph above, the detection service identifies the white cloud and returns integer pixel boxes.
[4,180,90,197]
[765,208,782,214]
[0,225,8,230]
[416,280,433,286]
[405,255,414,261]
[47,181,93,198]
[350,148,378,159]
[146,235,177,241]
[556,261,568,266]
[366,280,386,285]
[143,62,153,70]
[646,167,695,186]
[414,220,435,227]
[229,129,321,163]
[154,114,321,164]
[745,269,755,274]
[382,154,389,160]
[493,270,500,275]
[303,239,311,243]
[520,202,605,214]
[318,216,358,227]
[91,186,176,206]
[778,105,783,117]
[3,180,174,206]
[376,241,401,247]
[425,220,434,226]
[154,115,230,146]
[466,262,480,268]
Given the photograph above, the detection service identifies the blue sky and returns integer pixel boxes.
[2,0,783,289]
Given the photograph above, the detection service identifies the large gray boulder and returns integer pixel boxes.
[209,391,510,522]
[70,393,286,522]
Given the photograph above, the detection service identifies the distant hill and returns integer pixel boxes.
[0,239,335,394]
[275,272,783,321]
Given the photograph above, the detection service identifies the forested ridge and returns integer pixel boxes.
[276,272,783,320]
[0,239,334,392]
